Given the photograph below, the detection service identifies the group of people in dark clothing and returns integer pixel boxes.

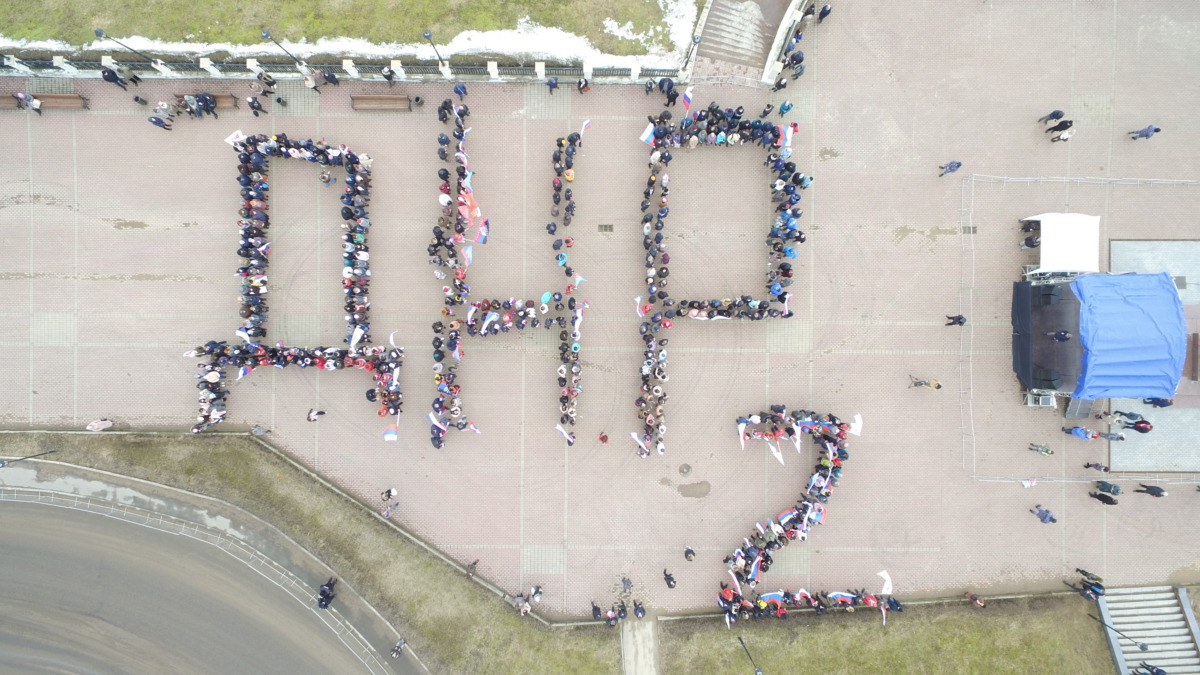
[425,90,587,449]
[632,101,808,456]
[186,132,400,432]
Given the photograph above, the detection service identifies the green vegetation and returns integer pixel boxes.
[9,432,619,674]
[660,594,1114,674]
[2,0,674,56]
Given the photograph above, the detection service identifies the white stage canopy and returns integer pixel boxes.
[1023,213,1101,274]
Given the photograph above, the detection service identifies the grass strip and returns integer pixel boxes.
[3,1,673,56]
[660,594,1115,674]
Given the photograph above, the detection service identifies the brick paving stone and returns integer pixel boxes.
[4,0,1200,620]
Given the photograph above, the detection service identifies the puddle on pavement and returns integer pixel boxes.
[108,219,149,230]
[676,481,711,499]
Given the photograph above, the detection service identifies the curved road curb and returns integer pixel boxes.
[0,458,427,674]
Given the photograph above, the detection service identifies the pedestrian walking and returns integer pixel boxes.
[1051,129,1074,142]
[1112,410,1145,422]
[665,88,678,106]
[307,408,326,421]
[101,68,128,90]
[1046,330,1071,342]
[779,100,793,116]
[1063,580,1098,601]
[115,64,142,86]
[1134,484,1167,497]
[1123,419,1153,434]
[938,161,962,177]
[599,432,609,444]
[1020,235,1041,249]
[1129,125,1161,140]
[945,314,967,326]
[147,116,172,131]
[770,77,788,92]
[1097,431,1125,441]
[1038,110,1065,123]
[1076,568,1104,584]
[684,546,695,561]
[1031,504,1057,523]
[1062,426,1099,440]
[453,83,468,100]
[256,70,277,94]
[818,3,832,22]
[1089,491,1118,505]
[466,559,478,577]
[546,77,559,94]
[381,66,396,86]
[1136,663,1168,675]
[802,4,816,19]
[622,576,633,592]
[663,569,676,588]
[249,425,271,436]
[577,78,590,94]
[760,103,774,117]
[908,375,943,390]
[26,95,43,115]
[381,488,399,501]
[1083,462,1110,472]
[246,96,268,117]
[1143,397,1173,408]
[1045,119,1073,134]
[965,592,987,608]
[1028,443,1053,455]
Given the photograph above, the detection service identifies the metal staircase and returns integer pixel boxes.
[1099,586,1200,674]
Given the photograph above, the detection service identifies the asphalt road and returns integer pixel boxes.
[0,502,379,674]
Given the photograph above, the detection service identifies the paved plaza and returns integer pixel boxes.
[3,1,1200,622]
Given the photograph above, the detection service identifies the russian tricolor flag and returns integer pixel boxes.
[639,122,655,145]
[427,412,448,431]
[682,86,693,110]
[580,119,592,136]
[463,245,473,267]
[382,424,399,441]
[777,124,794,147]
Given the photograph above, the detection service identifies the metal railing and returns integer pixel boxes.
[592,67,632,78]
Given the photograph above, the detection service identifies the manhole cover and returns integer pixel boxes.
[679,464,691,476]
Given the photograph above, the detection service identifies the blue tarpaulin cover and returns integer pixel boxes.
[1070,273,1187,399]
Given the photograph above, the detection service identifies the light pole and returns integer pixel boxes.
[423,30,444,65]
[1089,615,1149,652]
[737,637,763,675]
[261,29,305,68]
[0,450,58,469]
[93,29,159,64]
[682,34,702,70]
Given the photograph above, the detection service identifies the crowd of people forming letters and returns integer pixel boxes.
[186,132,403,432]
[631,100,810,457]
[176,84,895,627]
[425,95,588,449]
[713,407,899,626]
